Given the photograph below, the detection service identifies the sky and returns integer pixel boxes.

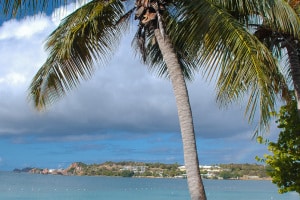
[0,3,280,171]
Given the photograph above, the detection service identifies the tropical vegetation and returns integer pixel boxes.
[248,0,300,118]
[218,163,271,180]
[2,0,300,199]
[26,161,271,180]
[210,0,300,134]
[257,95,300,194]
[67,162,272,179]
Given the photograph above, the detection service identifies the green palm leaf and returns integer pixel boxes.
[1,0,70,17]
[28,0,130,109]
[169,0,293,132]
[211,0,300,39]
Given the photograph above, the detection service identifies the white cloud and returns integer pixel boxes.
[0,72,26,86]
[0,1,84,40]
[0,16,50,40]
[0,12,56,93]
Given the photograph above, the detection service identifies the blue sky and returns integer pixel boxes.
[0,2,280,171]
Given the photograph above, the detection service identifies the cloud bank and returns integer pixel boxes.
[0,4,274,170]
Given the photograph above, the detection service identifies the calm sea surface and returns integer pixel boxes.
[0,172,298,200]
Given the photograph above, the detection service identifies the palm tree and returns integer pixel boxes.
[249,0,300,118]
[178,0,300,134]
[2,0,300,199]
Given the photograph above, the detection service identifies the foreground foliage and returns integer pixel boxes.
[257,97,300,194]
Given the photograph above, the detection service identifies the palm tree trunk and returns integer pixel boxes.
[286,39,300,118]
[154,29,207,200]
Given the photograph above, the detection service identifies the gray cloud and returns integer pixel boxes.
[0,10,255,145]
[0,8,280,171]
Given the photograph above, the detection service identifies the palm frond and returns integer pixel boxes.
[261,0,300,39]
[132,11,198,81]
[1,0,73,17]
[132,25,147,61]
[171,0,291,132]
[211,0,300,104]
[211,0,300,39]
[28,0,130,109]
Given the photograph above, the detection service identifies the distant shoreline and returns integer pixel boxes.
[12,161,272,181]
[9,171,273,181]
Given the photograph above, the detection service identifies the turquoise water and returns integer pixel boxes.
[0,172,298,200]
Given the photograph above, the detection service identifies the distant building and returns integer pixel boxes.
[178,166,186,171]
[122,165,146,173]
[179,165,223,179]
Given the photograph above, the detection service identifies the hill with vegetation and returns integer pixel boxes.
[65,161,182,178]
[217,163,271,180]
[21,161,272,180]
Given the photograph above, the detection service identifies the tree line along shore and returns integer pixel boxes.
[13,161,272,180]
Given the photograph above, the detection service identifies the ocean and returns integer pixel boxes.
[0,172,298,200]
